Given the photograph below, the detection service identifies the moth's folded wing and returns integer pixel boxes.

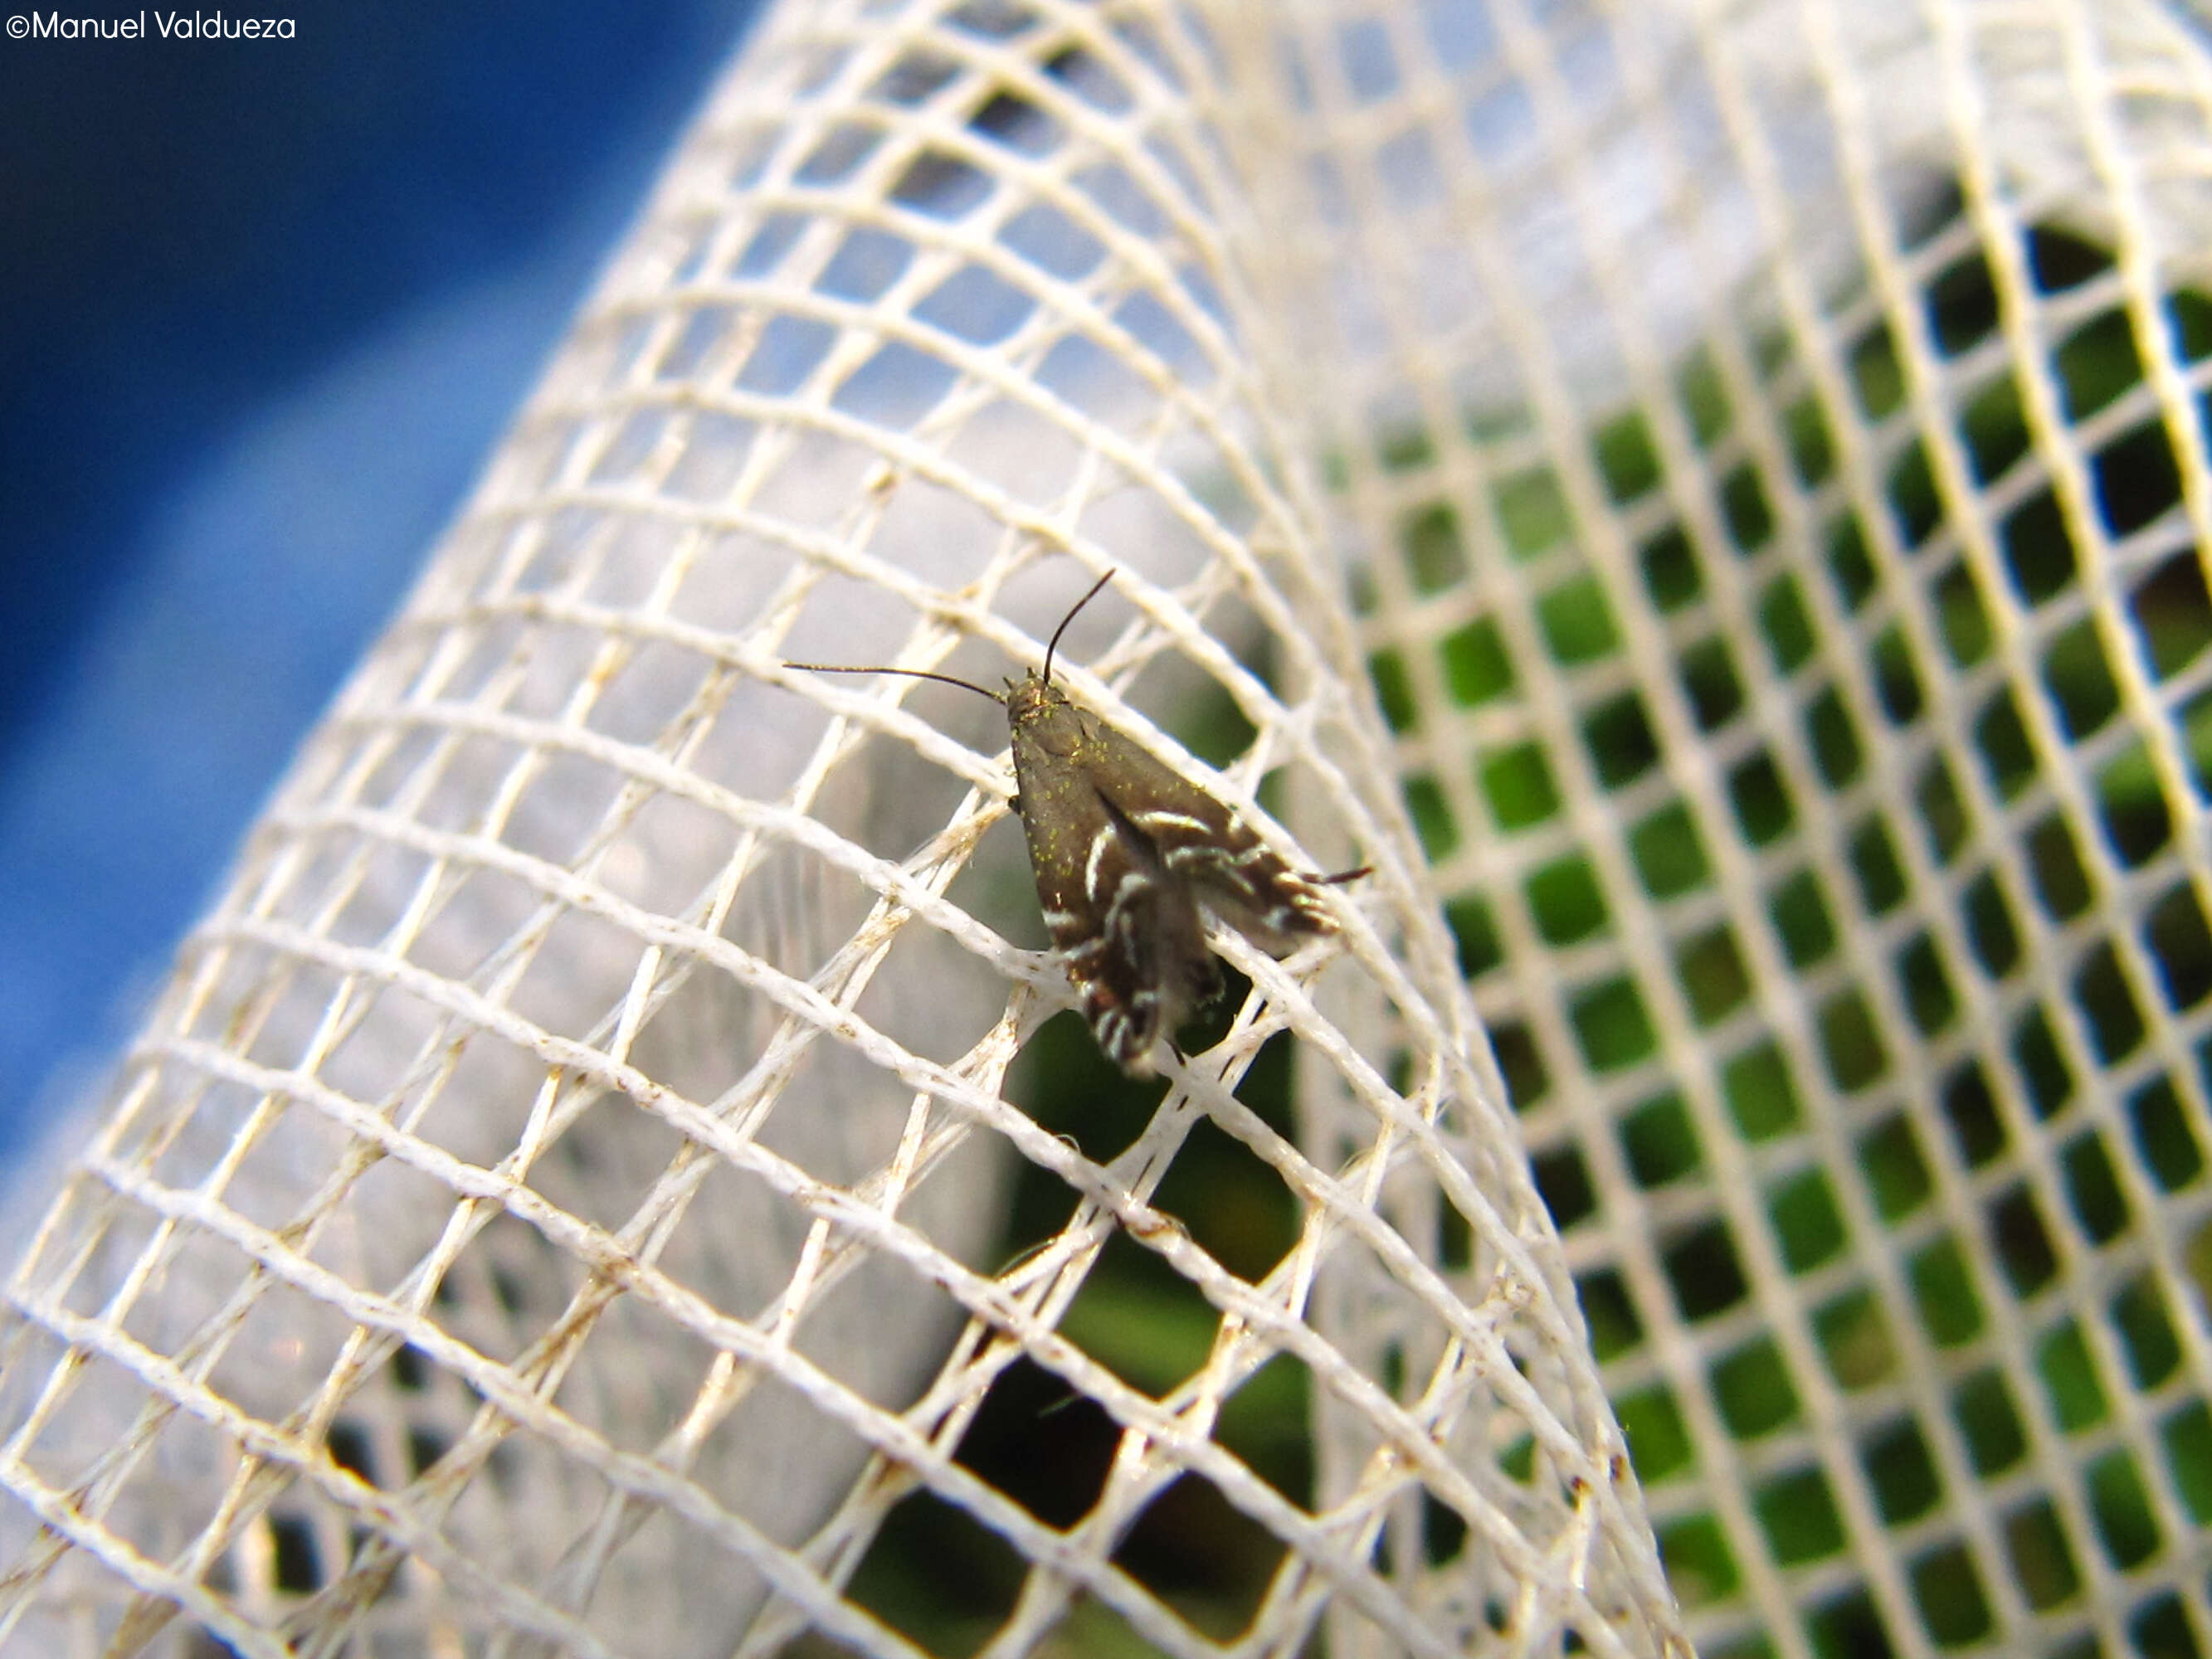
[1085,727,1340,953]
[1020,746,1215,1074]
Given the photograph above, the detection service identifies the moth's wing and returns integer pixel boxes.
[1080,718,1342,952]
[1012,732,1215,1077]
[1089,841,1216,1076]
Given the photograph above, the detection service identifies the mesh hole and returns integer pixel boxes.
[1678,926,1752,1026]
[1489,1019,1551,1110]
[1907,1236,1981,1348]
[2002,1496,2081,1609]
[1583,690,1660,787]
[2161,1403,2212,1526]
[2098,738,2171,866]
[889,146,996,218]
[1532,1141,1597,1232]
[1578,1267,1644,1361]
[1619,1385,1693,1483]
[1110,1472,1289,1642]
[2093,421,2180,538]
[1771,1167,1847,1274]
[1815,1287,1899,1389]
[1908,1540,1994,1647]
[1713,1337,1800,1438]
[816,226,918,303]
[1724,1039,1803,1141]
[1990,1185,2059,1300]
[1621,1091,1700,1188]
[1728,750,1795,845]
[1401,499,1469,593]
[1527,854,1609,945]
[1440,613,1515,703]
[1720,464,1773,555]
[1862,1417,1942,1524]
[2039,1320,2107,1433]
[2130,1075,2204,1193]
[1655,1512,1738,1608]
[1497,466,1574,561]
[2146,883,2212,1012]
[2087,1449,2161,1569]
[1955,1370,2029,1477]
[1480,741,1562,832]
[1961,372,2029,484]
[1640,523,1703,610]
[1753,1465,1845,1565]
[952,1355,1118,1530]
[1664,1221,1748,1323]
[843,1484,1028,1649]
[1630,802,1712,900]
[2075,940,2147,1063]
[1571,975,1657,1073]
[2112,1273,2182,1390]
[2002,488,2077,605]
[1942,1061,2007,1169]
[1680,636,1746,732]
[2132,547,2212,679]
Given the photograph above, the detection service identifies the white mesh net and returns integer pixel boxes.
[7,0,2212,1654]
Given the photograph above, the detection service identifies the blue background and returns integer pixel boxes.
[0,3,763,1154]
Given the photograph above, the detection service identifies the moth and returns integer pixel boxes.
[789,571,1367,1076]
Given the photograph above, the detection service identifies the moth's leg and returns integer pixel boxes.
[1307,864,1372,886]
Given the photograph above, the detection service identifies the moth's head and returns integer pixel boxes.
[1007,671,1099,762]
[1004,669,1074,729]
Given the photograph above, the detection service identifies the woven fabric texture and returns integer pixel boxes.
[6,2,2211,1657]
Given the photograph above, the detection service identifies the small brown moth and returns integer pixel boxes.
[790,572,1367,1076]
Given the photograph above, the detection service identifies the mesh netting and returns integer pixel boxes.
[6,0,2212,1655]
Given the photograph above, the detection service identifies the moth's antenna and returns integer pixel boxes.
[1042,568,1116,687]
[786,567,1117,698]
[782,664,1005,703]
